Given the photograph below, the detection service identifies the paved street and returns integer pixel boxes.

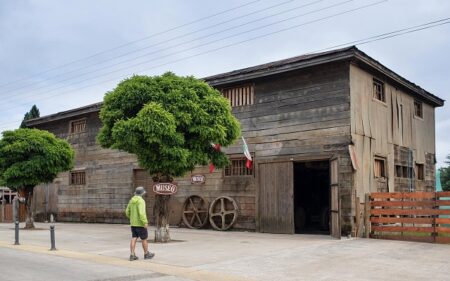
[0,247,173,281]
[1,222,450,281]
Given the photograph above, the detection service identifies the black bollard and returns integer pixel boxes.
[50,225,56,251]
[14,221,20,245]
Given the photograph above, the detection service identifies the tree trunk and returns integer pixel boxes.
[154,194,171,243]
[22,187,35,229]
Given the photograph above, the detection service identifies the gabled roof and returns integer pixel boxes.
[26,46,444,126]
[204,46,444,107]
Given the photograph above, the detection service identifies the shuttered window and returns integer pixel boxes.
[414,100,423,118]
[221,85,254,107]
[373,79,385,102]
[224,159,252,176]
[374,158,386,178]
[395,165,414,178]
[70,170,86,185]
[416,164,424,180]
[70,119,86,134]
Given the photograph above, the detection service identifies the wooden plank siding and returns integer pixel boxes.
[31,61,353,234]
[350,63,437,206]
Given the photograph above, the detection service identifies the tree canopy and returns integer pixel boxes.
[97,73,240,177]
[0,128,74,189]
[440,155,450,192]
[20,105,40,128]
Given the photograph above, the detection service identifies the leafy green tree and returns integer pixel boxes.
[98,73,240,242]
[0,128,74,228]
[20,105,40,128]
[440,155,450,191]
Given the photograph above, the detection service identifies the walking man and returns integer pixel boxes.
[126,186,155,261]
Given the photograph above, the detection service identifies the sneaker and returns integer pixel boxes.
[144,252,155,260]
[129,254,139,261]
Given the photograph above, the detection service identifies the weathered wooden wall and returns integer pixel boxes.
[32,61,355,235]
[218,62,353,234]
[350,64,436,201]
[33,111,138,223]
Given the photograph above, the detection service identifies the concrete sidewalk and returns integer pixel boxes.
[1,222,450,281]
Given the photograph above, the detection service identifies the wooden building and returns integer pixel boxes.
[27,46,444,238]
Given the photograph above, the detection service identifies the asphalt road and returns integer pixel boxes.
[0,247,185,281]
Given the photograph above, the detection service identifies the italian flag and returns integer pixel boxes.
[209,143,221,173]
[242,136,252,169]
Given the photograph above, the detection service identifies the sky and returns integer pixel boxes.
[0,0,449,167]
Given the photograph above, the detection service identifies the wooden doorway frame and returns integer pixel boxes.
[330,157,341,239]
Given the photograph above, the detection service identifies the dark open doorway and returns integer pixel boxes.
[294,161,330,234]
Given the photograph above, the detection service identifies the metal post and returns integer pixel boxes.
[50,225,56,251]
[14,221,20,245]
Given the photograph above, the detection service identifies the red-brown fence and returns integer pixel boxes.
[368,192,450,244]
[0,204,26,223]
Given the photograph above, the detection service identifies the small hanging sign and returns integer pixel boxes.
[153,183,178,195]
[191,174,206,184]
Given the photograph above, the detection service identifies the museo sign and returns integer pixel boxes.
[153,183,178,195]
[191,174,206,184]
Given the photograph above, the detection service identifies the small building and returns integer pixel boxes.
[27,46,444,237]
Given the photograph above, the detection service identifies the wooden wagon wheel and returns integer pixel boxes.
[209,196,238,231]
[182,195,209,229]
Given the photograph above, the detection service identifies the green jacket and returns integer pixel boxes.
[125,195,148,227]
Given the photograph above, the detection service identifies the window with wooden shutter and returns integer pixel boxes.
[414,100,423,118]
[373,79,385,102]
[374,158,386,178]
[70,119,86,134]
[224,159,253,176]
[416,163,424,180]
[70,170,86,185]
[221,85,254,107]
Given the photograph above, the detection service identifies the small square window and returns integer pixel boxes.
[416,164,424,180]
[224,159,252,176]
[70,170,86,185]
[374,158,386,178]
[373,79,385,102]
[414,100,423,118]
[70,119,86,134]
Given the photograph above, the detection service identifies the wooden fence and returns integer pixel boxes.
[368,192,450,244]
[0,204,26,223]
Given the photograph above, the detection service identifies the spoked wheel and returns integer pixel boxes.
[182,195,209,229]
[209,196,238,231]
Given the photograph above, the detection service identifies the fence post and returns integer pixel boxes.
[364,193,371,238]
[0,197,5,223]
[433,191,437,243]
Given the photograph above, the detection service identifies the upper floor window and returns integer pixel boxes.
[70,170,86,185]
[374,157,386,178]
[221,84,254,107]
[70,119,86,134]
[224,159,253,176]
[414,100,423,118]
[373,79,385,102]
[415,163,424,180]
[395,165,414,179]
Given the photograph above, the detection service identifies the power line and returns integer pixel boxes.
[0,0,261,89]
[7,2,446,130]
[2,0,326,100]
[0,0,394,121]
[1,0,353,104]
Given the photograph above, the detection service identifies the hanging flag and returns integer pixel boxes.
[209,143,221,173]
[241,136,253,169]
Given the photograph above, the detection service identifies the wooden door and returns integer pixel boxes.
[330,158,341,238]
[258,161,294,234]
